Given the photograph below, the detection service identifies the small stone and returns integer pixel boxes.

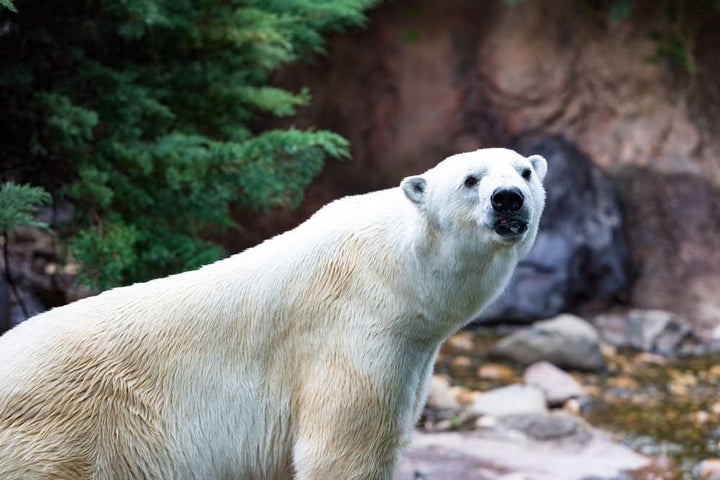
[466,384,547,418]
[432,419,454,431]
[446,331,475,351]
[711,402,720,415]
[694,411,711,425]
[475,415,498,429]
[426,375,460,411]
[635,352,667,365]
[563,398,581,415]
[669,382,689,396]
[601,343,617,358]
[609,375,639,389]
[476,363,516,382]
[450,386,476,406]
[450,356,472,368]
[698,458,720,478]
[523,361,586,407]
[709,364,720,378]
[584,384,602,397]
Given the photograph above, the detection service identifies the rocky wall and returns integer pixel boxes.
[243,0,720,339]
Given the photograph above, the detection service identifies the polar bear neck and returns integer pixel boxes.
[251,187,526,345]
[403,215,523,342]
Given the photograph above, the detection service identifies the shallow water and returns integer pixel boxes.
[436,328,720,479]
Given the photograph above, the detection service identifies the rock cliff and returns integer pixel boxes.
[244,0,720,339]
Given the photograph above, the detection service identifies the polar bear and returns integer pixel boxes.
[0,148,546,480]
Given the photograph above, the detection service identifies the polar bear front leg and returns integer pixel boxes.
[291,370,404,480]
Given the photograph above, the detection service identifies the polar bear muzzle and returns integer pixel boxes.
[491,186,529,237]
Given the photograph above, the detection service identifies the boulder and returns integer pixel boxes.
[491,314,606,372]
[625,309,697,356]
[479,136,629,322]
[523,361,587,407]
[595,309,700,356]
[466,384,547,418]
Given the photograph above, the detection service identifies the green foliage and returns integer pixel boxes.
[607,0,634,24]
[0,0,15,12]
[1,0,376,288]
[647,29,698,76]
[0,182,50,234]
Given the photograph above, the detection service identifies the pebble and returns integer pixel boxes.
[466,385,547,418]
[446,332,475,352]
[635,352,667,365]
[608,375,639,389]
[426,375,460,411]
[563,398,582,415]
[476,363,516,382]
[450,356,472,368]
[523,361,586,407]
[698,458,720,478]
[450,386,477,406]
[694,411,711,425]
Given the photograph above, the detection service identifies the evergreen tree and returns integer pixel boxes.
[0,0,376,288]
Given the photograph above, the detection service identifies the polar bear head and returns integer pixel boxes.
[400,148,547,253]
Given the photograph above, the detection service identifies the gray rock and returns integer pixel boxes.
[399,429,652,480]
[492,314,606,372]
[523,361,587,407]
[466,384,547,418]
[424,375,461,424]
[9,289,47,328]
[625,309,696,356]
[0,277,9,334]
[479,136,629,322]
[496,412,593,445]
[426,375,460,411]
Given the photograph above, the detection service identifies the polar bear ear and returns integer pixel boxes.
[528,154,548,182]
[401,176,426,205]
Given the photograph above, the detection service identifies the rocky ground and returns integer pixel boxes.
[398,428,657,480]
[396,315,720,480]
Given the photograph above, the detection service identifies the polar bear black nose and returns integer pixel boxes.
[491,187,524,212]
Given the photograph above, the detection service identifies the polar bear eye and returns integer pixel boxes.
[521,168,532,180]
[464,175,478,187]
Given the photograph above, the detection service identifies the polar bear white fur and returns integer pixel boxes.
[0,148,546,480]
